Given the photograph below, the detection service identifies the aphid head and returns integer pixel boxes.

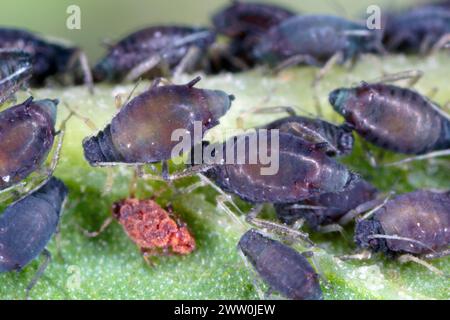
[329,88,351,117]
[238,229,271,265]
[34,98,59,126]
[354,219,387,253]
[92,58,115,82]
[337,131,354,155]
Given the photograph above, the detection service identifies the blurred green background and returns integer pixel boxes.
[0,0,415,62]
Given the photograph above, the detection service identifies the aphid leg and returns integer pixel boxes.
[67,49,94,94]
[383,149,450,167]
[25,249,52,300]
[165,164,215,181]
[313,51,344,86]
[338,197,389,225]
[209,42,250,71]
[125,54,162,82]
[317,224,345,235]
[430,34,450,55]
[303,251,330,288]
[80,216,114,238]
[339,249,372,261]
[397,254,445,277]
[370,70,423,88]
[246,204,314,247]
[422,249,450,260]
[102,167,115,196]
[63,102,98,131]
[142,248,159,267]
[173,46,201,79]
[273,54,320,74]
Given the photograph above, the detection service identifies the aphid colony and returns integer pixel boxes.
[0,1,449,300]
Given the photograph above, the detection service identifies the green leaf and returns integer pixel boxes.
[1,54,449,299]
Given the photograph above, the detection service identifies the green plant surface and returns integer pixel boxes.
[0,53,449,299]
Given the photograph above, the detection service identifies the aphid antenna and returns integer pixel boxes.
[398,254,446,277]
[122,77,143,107]
[367,234,437,254]
[368,70,424,87]
[186,76,202,88]
[286,204,328,210]
[360,191,394,221]
[236,248,267,300]
[67,48,94,94]
[340,30,373,37]
[63,102,97,131]
[383,149,450,167]
[79,216,114,238]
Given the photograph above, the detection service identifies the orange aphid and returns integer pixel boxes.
[112,198,196,258]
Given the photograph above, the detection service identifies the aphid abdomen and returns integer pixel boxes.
[0,177,67,272]
[239,229,323,300]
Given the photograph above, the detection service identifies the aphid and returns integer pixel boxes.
[0,177,68,298]
[262,111,354,157]
[0,27,92,91]
[82,77,234,178]
[344,190,449,274]
[238,229,323,300]
[383,4,450,54]
[0,97,62,192]
[93,26,216,82]
[184,130,359,243]
[212,1,295,67]
[329,82,450,164]
[275,179,378,232]
[252,15,383,70]
[0,50,32,105]
[84,198,196,263]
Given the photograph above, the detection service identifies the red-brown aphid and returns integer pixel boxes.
[112,198,196,258]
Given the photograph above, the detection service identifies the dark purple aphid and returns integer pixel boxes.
[212,1,295,68]
[0,28,92,89]
[329,83,450,155]
[0,177,68,297]
[201,131,358,204]
[0,50,32,105]
[275,179,378,228]
[93,26,215,82]
[252,15,383,67]
[0,97,59,190]
[262,115,354,157]
[383,4,450,53]
[212,1,295,39]
[83,77,233,167]
[355,190,449,257]
[239,229,323,300]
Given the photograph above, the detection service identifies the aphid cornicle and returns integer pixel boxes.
[0,50,32,105]
[252,15,383,68]
[329,83,450,155]
[383,4,450,53]
[262,114,354,157]
[0,177,68,297]
[82,77,233,172]
[201,131,358,204]
[275,179,378,229]
[0,27,92,90]
[93,26,216,82]
[238,229,323,300]
[354,190,450,260]
[0,97,59,190]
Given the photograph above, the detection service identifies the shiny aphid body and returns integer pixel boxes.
[252,15,381,66]
[83,78,233,165]
[202,131,358,204]
[329,83,450,154]
[112,198,196,256]
[262,115,354,157]
[383,5,450,52]
[0,177,68,272]
[355,190,450,256]
[93,26,216,82]
[275,179,378,228]
[0,50,32,105]
[0,28,85,86]
[0,97,59,190]
[239,229,323,300]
